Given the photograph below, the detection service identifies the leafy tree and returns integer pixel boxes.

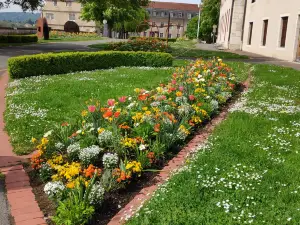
[186,16,200,39]
[199,0,220,42]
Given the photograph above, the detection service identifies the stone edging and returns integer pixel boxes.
[0,71,46,225]
[108,78,251,225]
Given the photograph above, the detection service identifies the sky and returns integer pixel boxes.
[0,0,201,12]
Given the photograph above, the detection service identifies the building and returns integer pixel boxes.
[217,0,300,62]
[141,1,200,38]
[42,0,96,32]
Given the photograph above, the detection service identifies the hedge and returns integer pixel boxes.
[129,36,177,42]
[8,51,173,79]
[0,35,38,43]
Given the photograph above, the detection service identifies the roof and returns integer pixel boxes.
[147,1,199,11]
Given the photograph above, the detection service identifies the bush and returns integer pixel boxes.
[106,38,171,53]
[0,34,38,43]
[129,36,177,42]
[8,51,173,79]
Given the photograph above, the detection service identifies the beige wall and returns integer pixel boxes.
[217,0,233,48]
[242,0,300,61]
[42,0,96,32]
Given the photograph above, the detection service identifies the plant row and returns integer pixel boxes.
[30,58,237,225]
[8,51,173,79]
[0,34,38,43]
[129,36,177,42]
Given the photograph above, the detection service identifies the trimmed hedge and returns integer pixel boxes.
[129,36,177,42]
[8,51,173,79]
[0,35,38,43]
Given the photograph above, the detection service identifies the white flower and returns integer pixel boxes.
[55,142,64,151]
[76,130,82,134]
[88,182,105,205]
[67,142,81,155]
[79,145,102,165]
[139,144,147,151]
[98,130,113,145]
[102,153,118,169]
[44,181,65,199]
[43,130,53,138]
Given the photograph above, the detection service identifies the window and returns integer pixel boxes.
[161,11,165,17]
[53,0,57,6]
[160,22,164,28]
[280,16,288,48]
[178,12,183,18]
[177,24,181,29]
[168,34,172,38]
[262,19,268,46]
[66,1,72,7]
[177,34,180,38]
[251,0,256,3]
[160,33,163,38]
[152,22,156,27]
[153,11,157,16]
[69,13,75,21]
[187,13,192,19]
[248,22,253,45]
[143,32,147,37]
[170,12,174,18]
[46,13,54,20]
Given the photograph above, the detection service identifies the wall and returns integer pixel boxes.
[42,0,96,32]
[242,0,300,61]
[217,0,233,48]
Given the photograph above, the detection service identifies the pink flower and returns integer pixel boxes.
[107,99,115,106]
[189,95,196,101]
[118,96,126,103]
[171,80,176,85]
[179,86,184,91]
[88,105,96,113]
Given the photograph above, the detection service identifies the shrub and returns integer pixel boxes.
[107,38,171,52]
[8,51,173,79]
[0,34,38,43]
[129,36,177,42]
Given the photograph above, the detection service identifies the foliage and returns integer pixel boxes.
[186,16,200,39]
[199,0,220,42]
[129,36,177,42]
[105,38,170,52]
[0,34,37,43]
[7,51,173,79]
[28,58,238,222]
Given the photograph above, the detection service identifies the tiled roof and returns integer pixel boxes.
[147,1,199,11]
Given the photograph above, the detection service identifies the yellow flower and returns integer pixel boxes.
[156,87,163,93]
[132,112,143,122]
[195,88,205,93]
[66,181,75,189]
[31,137,37,143]
[142,107,148,111]
[98,128,105,134]
[41,137,49,145]
[51,174,59,181]
[176,91,182,97]
[81,110,88,117]
[134,88,140,93]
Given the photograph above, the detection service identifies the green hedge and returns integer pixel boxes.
[129,36,177,42]
[8,51,173,79]
[0,34,38,43]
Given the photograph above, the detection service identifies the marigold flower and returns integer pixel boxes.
[81,110,88,117]
[176,91,183,97]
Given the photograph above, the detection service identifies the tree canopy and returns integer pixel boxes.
[186,16,199,39]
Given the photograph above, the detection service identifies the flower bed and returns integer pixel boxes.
[50,30,99,40]
[128,36,177,43]
[30,58,237,225]
[105,37,170,52]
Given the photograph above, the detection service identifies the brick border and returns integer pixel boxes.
[0,71,46,225]
[108,79,251,225]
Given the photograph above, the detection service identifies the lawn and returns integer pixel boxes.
[88,40,248,59]
[4,67,173,155]
[127,64,300,225]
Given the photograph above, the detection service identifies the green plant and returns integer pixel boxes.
[52,173,98,225]
[8,51,173,79]
[0,34,38,43]
[129,36,177,42]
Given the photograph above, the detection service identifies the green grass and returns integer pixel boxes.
[4,67,173,155]
[127,64,300,225]
[89,40,248,59]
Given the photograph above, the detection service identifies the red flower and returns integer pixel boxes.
[103,110,113,118]
[107,99,115,107]
[154,123,161,132]
[88,105,96,113]
[189,95,196,101]
[114,111,120,118]
[118,96,126,103]
[138,93,149,101]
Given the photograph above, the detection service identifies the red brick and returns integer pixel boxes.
[6,180,30,189]
[14,211,44,223]
[11,205,42,215]
[17,217,46,225]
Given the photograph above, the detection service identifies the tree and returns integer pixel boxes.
[186,16,199,39]
[81,0,149,38]
[198,0,220,43]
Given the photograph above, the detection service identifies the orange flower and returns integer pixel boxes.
[84,164,101,178]
[31,151,43,169]
[103,110,113,119]
[138,93,149,101]
[61,122,69,126]
[114,111,121,118]
[119,123,130,129]
[154,123,161,132]
[147,152,155,163]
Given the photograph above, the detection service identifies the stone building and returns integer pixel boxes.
[42,0,96,32]
[140,1,200,38]
[217,0,300,61]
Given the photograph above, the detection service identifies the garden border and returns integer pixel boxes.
[0,71,46,225]
[107,76,251,225]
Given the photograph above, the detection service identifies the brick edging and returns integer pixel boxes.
[0,71,46,225]
[108,79,251,225]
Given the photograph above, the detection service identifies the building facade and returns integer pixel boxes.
[217,0,300,62]
[140,2,199,38]
[42,0,96,32]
